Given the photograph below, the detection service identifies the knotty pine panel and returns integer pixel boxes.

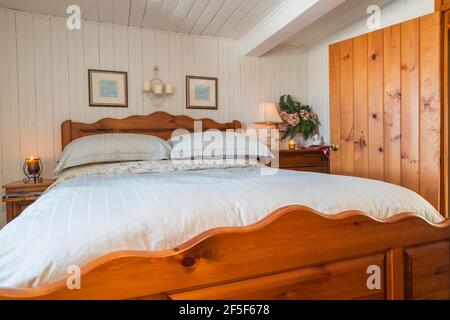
[353,34,369,178]
[383,25,402,186]
[368,30,385,181]
[329,12,442,211]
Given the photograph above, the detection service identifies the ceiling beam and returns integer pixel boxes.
[240,0,346,57]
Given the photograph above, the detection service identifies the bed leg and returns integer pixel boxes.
[386,247,405,300]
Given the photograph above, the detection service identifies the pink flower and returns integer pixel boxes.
[286,113,300,126]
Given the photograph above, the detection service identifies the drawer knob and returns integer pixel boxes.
[330,144,340,152]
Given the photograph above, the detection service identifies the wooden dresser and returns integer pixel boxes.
[2,179,54,224]
[275,149,330,173]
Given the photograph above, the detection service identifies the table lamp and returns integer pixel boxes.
[255,102,283,148]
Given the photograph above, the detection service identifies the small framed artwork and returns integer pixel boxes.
[186,76,218,110]
[88,69,128,107]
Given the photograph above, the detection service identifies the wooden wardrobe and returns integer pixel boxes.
[329,11,446,216]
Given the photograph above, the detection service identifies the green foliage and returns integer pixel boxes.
[279,95,311,114]
[283,125,300,140]
[279,95,319,140]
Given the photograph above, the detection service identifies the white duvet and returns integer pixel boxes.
[0,163,444,289]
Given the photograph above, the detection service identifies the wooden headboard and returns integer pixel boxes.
[61,112,242,150]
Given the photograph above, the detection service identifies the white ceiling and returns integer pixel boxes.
[0,0,400,54]
[286,0,392,46]
[0,0,284,39]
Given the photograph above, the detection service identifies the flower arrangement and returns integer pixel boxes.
[279,95,320,140]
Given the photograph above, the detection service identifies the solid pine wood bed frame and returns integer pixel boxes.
[0,112,449,300]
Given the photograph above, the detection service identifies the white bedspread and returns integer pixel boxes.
[0,165,444,288]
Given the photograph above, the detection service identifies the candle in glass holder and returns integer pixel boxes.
[142,81,151,92]
[165,83,174,94]
[27,157,41,175]
[153,84,163,95]
[288,140,297,151]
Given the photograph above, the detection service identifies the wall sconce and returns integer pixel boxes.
[143,66,174,107]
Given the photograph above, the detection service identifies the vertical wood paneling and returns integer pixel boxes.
[240,56,250,129]
[50,18,70,166]
[353,35,368,178]
[329,12,442,211]
[1,11,21,182]
[218,40,230,122]
[308,0,434,144]
[84,22,101,120]
[181,35,195,117]
[155,31,170,113]
[0,10,20,228]
[33,16,55,178]
[0,9,6,228]
[206,39,219,120]
[444,11,450,217]
[419,12,441,209]
[98,23,115,119]
[142,29,156,114]
[112,25,129,119]
[401,19,420,193]
[128,27,143,116]
[229,41,241,122]
[339,39,354,176]
[383,25,402,185]
[368,30,384,181]
[67,26,85,121]
[16,13,37,161]
[168,33,183,115]
[329,43,341,174]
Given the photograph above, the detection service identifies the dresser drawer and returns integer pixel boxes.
[405,241,450,300]
[169,254,385,300]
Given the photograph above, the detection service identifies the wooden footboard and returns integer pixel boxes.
[0,206,449,300]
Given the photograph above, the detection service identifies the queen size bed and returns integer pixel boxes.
[0,112,449,300]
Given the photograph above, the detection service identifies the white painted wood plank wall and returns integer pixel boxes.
[0,9,309,228]
[306,0,435,144]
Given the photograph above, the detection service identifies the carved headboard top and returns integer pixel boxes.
[61,112,242,150]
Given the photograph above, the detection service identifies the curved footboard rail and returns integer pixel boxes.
[0,206,449,300]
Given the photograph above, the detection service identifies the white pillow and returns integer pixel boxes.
[169,131,273,160]
[54,133,171,175]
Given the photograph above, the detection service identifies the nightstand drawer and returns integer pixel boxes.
[6,200,34,222]
[2,179,54,224]
[279,152,328,168]
[276,149,330,173]
[286,166,330,174]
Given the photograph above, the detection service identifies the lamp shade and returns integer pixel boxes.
[255,102,282,124]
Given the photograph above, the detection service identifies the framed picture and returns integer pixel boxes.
[186,76,218,110]
[88,69,128,107]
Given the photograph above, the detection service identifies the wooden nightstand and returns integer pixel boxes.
[275,149,330,173]
[2,179,55,223]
